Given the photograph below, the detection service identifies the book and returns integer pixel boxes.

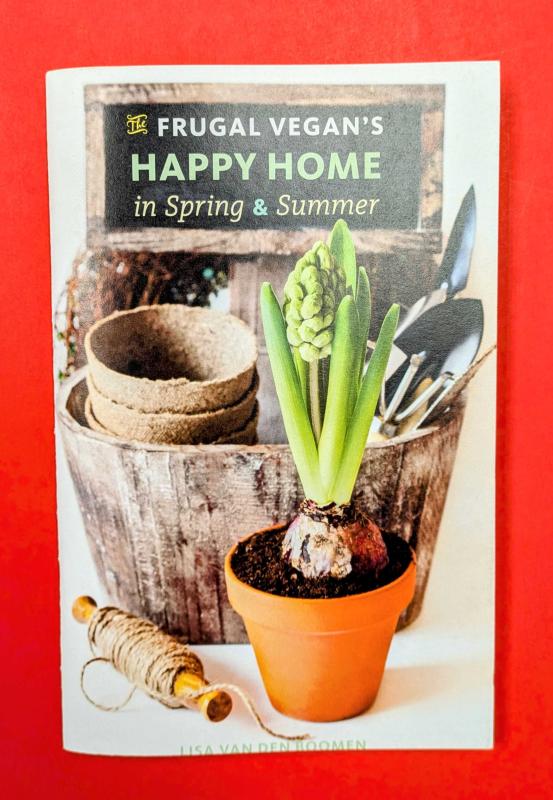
[47,62,498,755]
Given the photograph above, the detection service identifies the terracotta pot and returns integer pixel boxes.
[224,525,416,722]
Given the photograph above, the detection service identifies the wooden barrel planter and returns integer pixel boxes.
[58,368,465,643]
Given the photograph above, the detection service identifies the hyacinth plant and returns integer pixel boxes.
[261,220,399,580]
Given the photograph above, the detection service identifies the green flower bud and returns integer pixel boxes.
[285,282,303,302]
[298,342,321,362]
[312,330,333,349]
[300,266,319,287]
[286,327,303,347]
[284,296,302,318]
[301,293,323,319]
[298,323,314,343]
[283,241,347,362]
[318,343,332,359]
[299,315,326,335]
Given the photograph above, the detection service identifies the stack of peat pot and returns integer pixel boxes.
[84,304,259,445]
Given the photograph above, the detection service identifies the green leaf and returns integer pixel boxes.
[260,283,326,504]
[355,267,372,383]
[318,296,358,495]
[329,219,357,296]
[330,303,400,505]
[293,347,308,408]
[308,359,322,443]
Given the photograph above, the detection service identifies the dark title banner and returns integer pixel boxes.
[104,102,422,231]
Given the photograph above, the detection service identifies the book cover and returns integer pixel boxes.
[47,62,498,755]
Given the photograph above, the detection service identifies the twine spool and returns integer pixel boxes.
[73,596,308,741]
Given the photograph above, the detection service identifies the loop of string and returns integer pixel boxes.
[80,606,310,741]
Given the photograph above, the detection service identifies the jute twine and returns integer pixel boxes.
[81,606,309,741]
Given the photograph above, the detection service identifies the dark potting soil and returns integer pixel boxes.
[231,529,412,599]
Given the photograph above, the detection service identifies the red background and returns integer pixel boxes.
[1,1,552,796]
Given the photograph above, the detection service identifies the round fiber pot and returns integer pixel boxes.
[84,394,260,445]
[84,304,257,414]
[225,526,416,722]
[85,371,259,445]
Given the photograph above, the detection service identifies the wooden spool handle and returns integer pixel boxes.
[72,595,99,623]
[72,596,232,723]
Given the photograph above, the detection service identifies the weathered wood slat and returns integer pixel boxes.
[85,83,445,109]
[59,369,465,643]
[87,226,442,256]
[396,410,464,628]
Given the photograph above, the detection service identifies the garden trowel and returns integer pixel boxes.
[394,185,477,340]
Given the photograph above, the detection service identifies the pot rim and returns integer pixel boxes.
[224,523,416,608]
[84,303,257,391]
[58,368,463,454]
[87,369,259,420]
